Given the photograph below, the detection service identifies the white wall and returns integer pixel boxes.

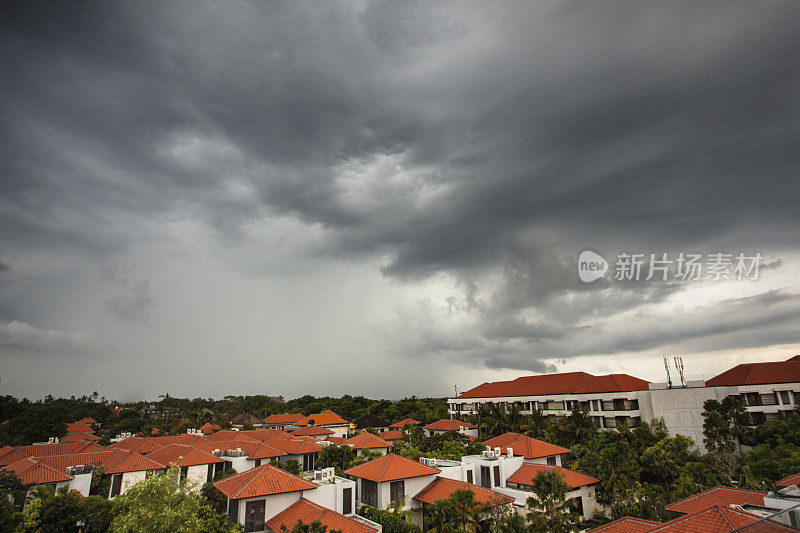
[185,464,210,491]
[69,473,93,496]
[120,470,147,495]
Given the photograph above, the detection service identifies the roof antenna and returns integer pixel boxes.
[663,356,672,389]
[454,384,459,397]
[674,356,686,387]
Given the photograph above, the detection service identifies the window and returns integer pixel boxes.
[110,474,123,498]
[493,465,501,487]
[390,480,405,505]
[180,466,189,482]
[546,456,556,466]
[207,464,214,483]
[343,487,352,515]
[228,499,239,523]
[480,466,491,488]
[573,496,583,518]
[254,459,261,468]
[303,453,316,471]
[244,499,266,532]
[466,470,473,484]
[362,479,378,507]
[780,391,791,404]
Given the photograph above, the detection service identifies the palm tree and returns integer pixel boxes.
[506,403,526,434]
[472,403,492,436]
[563,406,595,446]
[495,513,529,533]
[525,470,580,533]
[525,408,547,439]
[487,402,508,436]
[426,499,456,533]
[449,488,480,531]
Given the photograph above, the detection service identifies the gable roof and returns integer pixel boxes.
[296,410,349,427]
[648,505,793,532]
[423,419,477,431]
[213,464,316,499]
[483,432,570,459]
[147,434,206,446]
[777,472,800,487]
[77,417,96,424]
[379,430,405,441]
[247,443,288,460]
[507,463,598,489]
[202,430,259,442]
[101,449,165,474]
[110,436,165,454]
[238,428,295,441]
[706,356,800,387]
[230,413,264,426]
[346,432,392,450]
[665,486,767,515]
[389,418,422,428]
[145,444,223,467]
[264,413,306,425]
[344,453,440,483]
[198,423,221,434]
[266,498,377,533]
[261,438,323,455]
[292,426,334,437]
[589,516,661,532]
[457,371,650,398]
[59,432,101,443]
[414,476,513,506]
[67,422,94,433]
[5,457,74,485]
[36,451,117,473]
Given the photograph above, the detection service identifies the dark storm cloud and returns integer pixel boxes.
[1,0,799,389]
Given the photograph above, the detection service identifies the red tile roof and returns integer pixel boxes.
[101,450,165,474]
[325,437,348,445]
[202,430,260,442]
[292,426,334,437]
[706,356,800,387]
[5,458,74,485]
[346,433,392,450]
[389,418,422,428]
[296,410,349,427]
[262,438,323,455]
[507,463,598,489]
[36,451,117,473]
[148,434,206,446]
[239,428,295,441]
[483,432,570,459]
[379,431,405,441]
[414,476,513,506]
[59,432,101,443]
[457,371,650,398]
[648,505,793,532]
[77,417,96,424]
[247,444,288,461]
[423,419,477,431]
[590,517,661,532]
[67,422,94,433]
[213,464,316,499]
[110,436,165,454]
[344,453,440,483]
[145,444,223,467]
[665,486,767,515]
[777,472,800,487]
[266,498,377,533]
[198,423,221,434]
[191,439,260,456]
[264,413,306,425]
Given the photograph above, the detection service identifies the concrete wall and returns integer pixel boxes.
[69,473,93,496]
[185,464,210,490]
[121,470,147,495]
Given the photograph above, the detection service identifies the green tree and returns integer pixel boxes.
[525,470,580,533]
[319,445,356,472]
[0,404,69,446]
[561,407,595,446]
[641,435,697,489]
[0,470,23,532]
[425,499,455,533]
[495,513,529,533]
[22,485,113,533]
[280,519,341,533]
[201,468,238,514]
[270,459,302,476]
[109,468,241,532]
[448,489,479,532]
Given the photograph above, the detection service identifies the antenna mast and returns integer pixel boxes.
[674,356,686,387]
[663,356,672,388]
[454,384,459,397]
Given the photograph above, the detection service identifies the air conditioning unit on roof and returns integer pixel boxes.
[506,448,514,458]
[494,447,501,456]
[482,450,495,459]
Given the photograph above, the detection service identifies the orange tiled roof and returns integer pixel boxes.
[423,419,477,431]
[507,463,598,489]
[665,486,767,515]
[247,443,288,460]
[192,439,260,456]
[296,410,349,427]
[414,476,513,506]
[36,451,117,473]
[344,453,440,483]
[292,426,334,437]
[589,516,661,532]
[346,432,392,450]
[262,438,323,455]
[389,418,422,428]
[648,505,793,532]
[266,498,377,533]
[777,472,800,487]
[379,431,404,441]
[325,436,348,445]
[457,371,650,398]
[483,432,570,459]
[198,423,221,434]
[67,422,94,433]
[238,428,294,441]
[264,413,306,425]
[77,417,96,424]
[706,356,800,387]
[110,436,165,454]
[213,464,316,498]
[101,449,165,474]
[5,458,74,485]
[60,432,100,443]
[146,444,223,467]
[202,430,259,442]
[148,434,206,446]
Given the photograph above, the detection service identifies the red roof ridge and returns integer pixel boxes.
[664,485,767,514]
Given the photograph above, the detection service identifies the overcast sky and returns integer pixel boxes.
[1,1,799,402]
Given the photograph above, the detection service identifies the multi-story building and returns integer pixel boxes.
[449,355,800,451]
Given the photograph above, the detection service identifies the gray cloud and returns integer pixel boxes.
[1,1,799,398]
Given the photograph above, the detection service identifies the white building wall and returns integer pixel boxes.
[69,473,93,496]
[185,464,210,490]
[120,470,147,495]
